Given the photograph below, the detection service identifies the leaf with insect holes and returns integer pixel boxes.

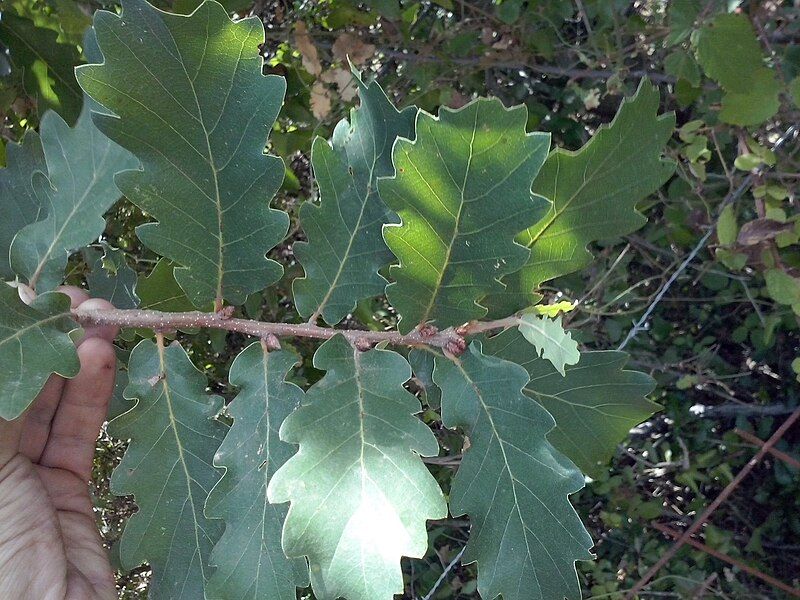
[109,339,227,598]
[517,313,580,376]
[9,98,136,292]
[205,344,308,600]
[268,335,447,600]
[482,328,658,478]
[0,286,79,420]
[485,80,675,316]
[294,69,416,325]
[77,0,288,308]
[379,98,550,333]
[434,342,593,600]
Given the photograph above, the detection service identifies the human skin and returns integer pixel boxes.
[0,287,119,600]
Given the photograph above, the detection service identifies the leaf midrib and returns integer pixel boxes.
[452,357,543,598]
[309,139,376,323]
[157,341,209,583]
[418,106,478,327]
[165,8,227,306]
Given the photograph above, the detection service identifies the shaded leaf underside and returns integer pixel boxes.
[10,98,137,292]
[0,287,79,420]
[205,344,307,599]
[482,328,659,478]
[434,343,593,600]
[110,339,227,598]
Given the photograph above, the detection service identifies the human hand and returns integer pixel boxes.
[0,287,119,600]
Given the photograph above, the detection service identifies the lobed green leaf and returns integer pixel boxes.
[379,98,550,332]
[10,100,137,292]
[268,335,447,600]
[205,344,307,599]
[434,342,593,600]
[0,133,47,280]
[110,339,228,598]
[0,286,79,420]
[482,328,659,478]
[294,69,416,325]
[486,79,675,316]
[77,0,288,308]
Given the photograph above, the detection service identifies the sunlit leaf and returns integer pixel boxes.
[268,335,447,600]
[380,98,549,332]
[517,313,579,376]
[486,80,675,316]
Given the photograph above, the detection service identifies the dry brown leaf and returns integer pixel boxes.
[310,81,332,119]
[294,21,322,76]
[331,32,376,66]
[737,218,794,246]
[321,68,357,102]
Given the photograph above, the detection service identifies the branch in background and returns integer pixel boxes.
[618,124,799,351]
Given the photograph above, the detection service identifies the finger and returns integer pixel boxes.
[74,298,119,342]
[38,338,116,480]
[0,415,24,466]
[56,285,90,308]
[17,375,68,461]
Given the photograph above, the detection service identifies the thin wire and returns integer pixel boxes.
[618,125,798,351]
[421,546,467,600]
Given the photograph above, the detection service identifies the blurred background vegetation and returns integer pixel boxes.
[2,0,800,598]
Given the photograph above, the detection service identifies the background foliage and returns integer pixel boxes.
[1,0,799,598]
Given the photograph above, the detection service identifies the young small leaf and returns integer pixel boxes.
[10,100,137,292]
[486,80,675,315]
[0,286,79,420]
[205,344,307,600]
[110,339,227,598]
[517,313,580,376]
[482,328,658,478]
[294,69,416,324]
[434,343,593,600]
[77,0,288,307]
[0,133,47,280]
[379,98,550,333]
[268,335,447,600]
